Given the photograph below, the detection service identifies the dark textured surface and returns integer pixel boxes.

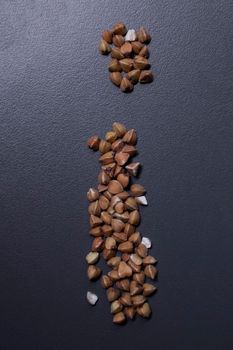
[1,1,233,349]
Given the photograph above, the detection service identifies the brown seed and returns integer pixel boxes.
[119,58,134,73]
[139,45,150,58]
[88,200,101,216]
[89,226,102,237]
[128,259,141,273]
[115,152,130,166]
[102,224,113,236]
[111,300,123,314]
[124,306,136,320]
[134,56,150,70]
[128,231,141,245]
[126,162,141,176]
[112,34,125,47]
[107,256,121,268]
[117,191,130,200]
[130,184,146,196]
[108,180,124,194]
[87,265,102,280]
[120,292,132,306]
[121,253,130,262]
[131,294,146,307]
[103,190,113,200]
[130,253,142,266]
[99,195,110,210]
[130,280,143,296]
[108,59,122,72]
[112,22,127,35]
[118,261,133,278]
[101,211,112,225]
[122,129,137,145]
[125,197,138,210]
[99,39,111,55]
[102,30,113,44]
[113,312,126,324]
[105,131,118,143]
[120,42,132,57]
[143,283,157,296]
[121,144,137,156]
[115,201,125,214]
[120,76,134,92]
[92,237,104,252]
[108,270,120,281]
[118,241,134,253]
[102,163,116,178]
[87,135,100,151]
[85,251,99,264]
[102,248,115,260]
[112,122,126,137]
[101,275,113,288]
[111,139,125,152]
[136,243,148,258]
[139,70,154,83]
[98,171,110,185]
[127,69,141,84]
[111,218,125,232]
[137,302,151,318]
[131,41,144,54]
[144,265,158,280]
[89,214,102,228]
[133,272,145,285]
[99,151,115,165]
[110,195,121,208]
[124,223,136,236]
[106,287,121,302]
[109,72,122,87]
[113,232,128,243]
[105,237,117,250]
[137,27,151,43]
[143,256,157,265]
[99,139,112,154]
[129,210,140,225]
[117,173,130,188]
[111,47,125,60]
[116,278,130,291]
[87,188,99,202]
[114,164,124,177]
[98,184,109,194]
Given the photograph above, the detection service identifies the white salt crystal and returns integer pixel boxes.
[86,291,98,305]
[125,29,136,42]
[141,237,152,249]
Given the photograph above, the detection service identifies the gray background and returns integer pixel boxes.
[0,0,233,349]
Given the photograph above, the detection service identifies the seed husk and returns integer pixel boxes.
[139,70,154,83]
[143,283,157,296]
[90,214,102,228]
[127,69,141,84]
[130,184,146,196]
[119,58,134,73]
[120,42,132,57]
[131,294,146,306]
[111,47,125,60]
[99,39,111,55]
[86,291,98,305]
[118,261,133,278]
[105,237,117,250]
[111,300,123,314]
[134,56,150,70]
[108,59,122,72]
[131,41,144,54]
[137,27,151,43]
[99,140,112,154]
[112,22,127,35]
[108,180,124,194]
[87,188,99,202]
[120,292,132,306]
[101,275,113,288]
[86,251,99,264]
[129,210,140,225]
[87,135,100,151]
[133,272,145,285]
[106,287,121,302]
[91,237,104,252]
[126,162,140,176]
[112,34,125,47]
[136,243,148,258]
[124,306,136,319]
[144,265,158,280]
[116,278,130,291]
[113,311,126,324]
[115,151,130,166]
[87,265,102,280]
[118,241,133,253]
[102,30,112,44]
[137,302,151,318]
